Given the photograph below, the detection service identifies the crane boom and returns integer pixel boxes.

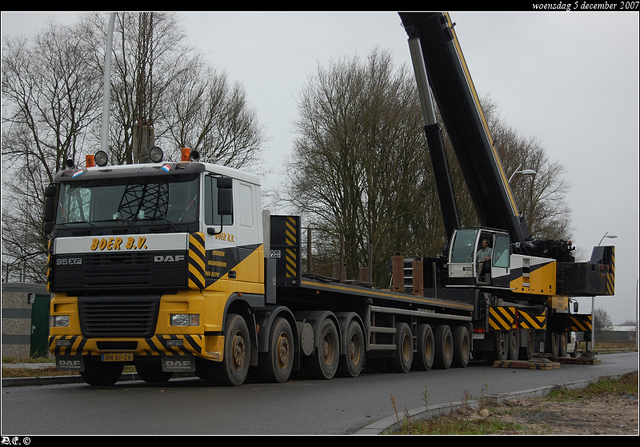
[399,12,530,244]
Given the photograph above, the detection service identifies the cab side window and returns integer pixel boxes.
[205,175,233,226]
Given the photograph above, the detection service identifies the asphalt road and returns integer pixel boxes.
[2,352,637,436]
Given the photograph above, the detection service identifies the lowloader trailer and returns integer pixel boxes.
[44,155,476,385]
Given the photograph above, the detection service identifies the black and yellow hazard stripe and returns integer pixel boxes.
[607,247,615,295]
[49,334,206,358]
[489,306,516,331]
[188,232,206,290]
[568,314,592,332]
[517,308,547,330]
[284,216,298,278]
[47,239,53,292]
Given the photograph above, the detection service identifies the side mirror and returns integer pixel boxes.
[217,177,233,216]
[43,184,57,234]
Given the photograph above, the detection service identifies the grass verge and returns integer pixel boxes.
[393,372,638,435]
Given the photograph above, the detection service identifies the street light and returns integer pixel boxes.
[508,164,537,183]
[598,231,618,246]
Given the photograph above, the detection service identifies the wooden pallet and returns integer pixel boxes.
[554,356,601,365]
[493,359,560,370]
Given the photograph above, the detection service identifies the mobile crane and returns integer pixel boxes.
[44,12,614,386]
[397,12,614,362]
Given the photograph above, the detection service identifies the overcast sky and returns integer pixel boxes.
[2,10,638,325]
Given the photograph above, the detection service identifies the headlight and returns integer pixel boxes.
[170,314,199,327]
[51,315,70,327]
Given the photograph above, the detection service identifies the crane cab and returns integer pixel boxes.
[447,228,511,289]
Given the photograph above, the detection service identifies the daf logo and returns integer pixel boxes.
[165,360,192,368]
[59,359,82,367]
[154,255,185,263]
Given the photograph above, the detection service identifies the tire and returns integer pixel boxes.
[434,325,453,369]
[451,326,470,368]
[303,317,339,379]
[207,313,251,386]
[492,331,508,362]
[136,362,174,383]
[337,320,365,378]
[414,324,435,371]
[518,330,533,360]
[546,332,561,358]
[389,322,413,373]
[81,361,124,386]
[558,332,568,358]
[257,317,294,383]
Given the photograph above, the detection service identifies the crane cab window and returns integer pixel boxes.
[492,234,510,268]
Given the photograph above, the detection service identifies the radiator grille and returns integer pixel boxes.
[79,296,160,338]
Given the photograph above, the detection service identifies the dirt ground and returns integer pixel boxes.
[454,390,638,435]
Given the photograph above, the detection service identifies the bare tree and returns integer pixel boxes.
[164,63,265,168]
[593,307,613,332]
[2,22,103,282]
[286,48,439,284]
[483,97,573,241]
[2,12,265,282]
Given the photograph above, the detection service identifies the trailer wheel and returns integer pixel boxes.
[208,313,251,386]
[257,317,294,383]
[434,325,453,369]
[136,362,174,383]
[451,326,470,368]
[414,324,435,371]
[390,322,413,373]
[81,361,123,386]
[338,320,365,378]
[303,317,339,379]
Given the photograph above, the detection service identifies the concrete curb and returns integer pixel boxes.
[354,370,638,435]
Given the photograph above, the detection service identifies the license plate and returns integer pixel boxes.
[102,353,133,362]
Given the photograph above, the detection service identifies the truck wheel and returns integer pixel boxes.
[81,361,123,386]
[518,330,533,360]
[546,332,561,358]
[303,317,339,379]
[208,313,251,386]
[492,331,508,362]
[257,317,294,383]
[136,362,174,383]
[452,326,470,368]
[558,332,568,358]
[414,324,435,371]
[389,322,413,373]
[434,325,453,369]
[338,320,365,377]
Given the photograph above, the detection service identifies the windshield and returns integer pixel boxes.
[449,229,479,263]
[55,174,199,230]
